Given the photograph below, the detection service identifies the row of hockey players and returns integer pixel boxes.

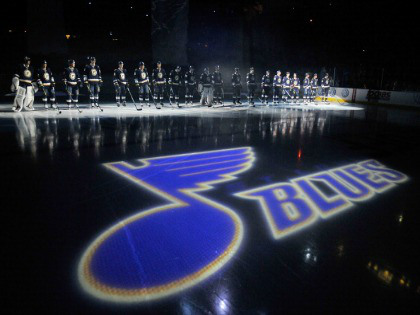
[12,56,104,112]
[253,69,331,105]
[11,56,331,112]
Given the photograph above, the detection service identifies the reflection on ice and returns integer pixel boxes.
[10,108,352,159]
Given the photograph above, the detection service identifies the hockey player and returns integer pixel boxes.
[12,56,36,112]
[113,61,128,107]
[302,73,311,104]
[321,73,330,102]
[152,61,166,106]
[184,66,197,104]
[282,72,292,103]
[232,68,242,105]
[134,62,150,107]
[246,67,257,106]
[273,70,282,104]
[200,67,213,107]
[212,65,223,104]
[84,57,102,108]
[310,73,319,103]
[168,66,182,107]
[63,59,82,109]
[261,70,272,105]
[291,73,301,103]
[37,60,57,110]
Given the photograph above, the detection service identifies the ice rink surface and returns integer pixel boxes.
[1,100,420,313]
[0,101,364,118]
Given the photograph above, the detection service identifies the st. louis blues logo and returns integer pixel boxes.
[342,88,350,98]
[78,147,254,303]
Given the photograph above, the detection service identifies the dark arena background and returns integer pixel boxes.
[1,1,420,314]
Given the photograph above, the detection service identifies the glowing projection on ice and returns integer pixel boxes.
[236,159,408,240]
[78,147,255,303]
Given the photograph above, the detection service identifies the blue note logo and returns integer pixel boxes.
[342,88,349,98]
[78,147,255,303]
[79,148,408,304]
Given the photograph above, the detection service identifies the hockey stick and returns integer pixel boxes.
[166,86,174,108]
[42,86,62,114]
[221,87,225,106]
[126,86,142,111]
[65,85,82,113]
[147,85,161,109]
[283,88,292,103]
[86,83,103,112]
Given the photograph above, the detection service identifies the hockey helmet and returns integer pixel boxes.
[24,56,31,64]
[139,61,145,67]
[313,73,318,76]
[42,60,48,65]
[204,67,209,73]
[235,67,239,72]
[89,56,96,62]
[68,59,75,65]
[215,65,220,71]
[118,61,124,65]
[325,73,329,77]
[157,61,162,65]
[176,66,181,72]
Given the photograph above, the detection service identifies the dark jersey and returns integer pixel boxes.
[303,78,311,88]
[200,73,212,88]
[274,75,282,87]
[15,64,35,86]
[63,67,81,86]
[37,68,55,86]
[84,64,102,83]
[262,75,272,86]
[292,78,301,87]
[232,73,241,86]
[321,77,330,88]
[247,72,256,85]
[169,70,182,85]
[134,68,149,85]
[311,78,318,88]
[212,72,223,85]
[113,68,128,85]
[282,76,292,88]
[152,68,166,84]
[185,71,197,85]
